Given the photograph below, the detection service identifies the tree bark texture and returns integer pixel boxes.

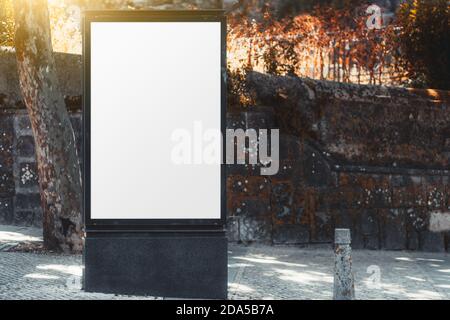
[13,0,83,253]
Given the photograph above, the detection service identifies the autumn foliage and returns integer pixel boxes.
[227,2,406,87]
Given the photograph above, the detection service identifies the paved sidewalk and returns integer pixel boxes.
[0,226,449,300]
[0,225,42,251]
[229,245,450,300]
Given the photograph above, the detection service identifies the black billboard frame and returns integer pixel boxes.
[82,10,228,299]
[82,10,227,231]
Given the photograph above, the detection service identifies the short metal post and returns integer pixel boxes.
[333,228,355,300]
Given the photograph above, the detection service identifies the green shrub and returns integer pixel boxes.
[395,0,449,90]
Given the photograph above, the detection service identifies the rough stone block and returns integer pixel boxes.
[226,113,246,130]
[303,146,331,187]
[444,177,450,210]
[13,210,34,226]
[0,115,14,169]
[16,115,32,131]
[275,159,301,180]
[311,210,333,243]
[242,109,276,130]
[392,185,417,208]
[405,208,445,251]
[420,231,446,252]
[272,224,309,244]
[229,176,270,198]
[372,181,392,208]
[271,182,294,223]
[239,215,272,242]
[428,211,450,232]
[15,193,41,210]
[278,134,302,160]
[226,163,250,176]
[405,208,421,250]
[332,209,353,229]
[0,197,13,224]
[228,199,272,242]
[339,211,361,250]
[226,217,240,242]
[32,208,43,228]
[425,185,445,210]
[324,187,342,210]
[382,209,407,250]
[16,136,35,158]
[18,162,39,188]
[338,186,365,209]
[390,175,408,187]
[361,209,380,250]
[0,170,14,197]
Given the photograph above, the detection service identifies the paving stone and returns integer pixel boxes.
[0,225,449,300]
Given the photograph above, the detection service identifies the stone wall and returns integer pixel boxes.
[0,109,82,226]
[0,51,82,227]
[1,51,449,251]
[227,72,450,252]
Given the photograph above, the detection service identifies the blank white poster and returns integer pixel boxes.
[90,22,222,219]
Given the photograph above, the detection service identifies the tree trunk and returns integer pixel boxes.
[13,0,83,253]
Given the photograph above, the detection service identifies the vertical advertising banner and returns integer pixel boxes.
[84,11,225,225]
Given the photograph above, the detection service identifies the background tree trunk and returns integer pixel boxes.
[13,0,83,253]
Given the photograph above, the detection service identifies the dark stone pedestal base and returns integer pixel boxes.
[83,231,228,299]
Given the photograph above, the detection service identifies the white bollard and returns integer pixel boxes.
[333,228,355,300]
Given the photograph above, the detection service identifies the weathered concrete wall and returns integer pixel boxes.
[0,51,82,227]
[0,109,81,227]
[0,50,82,106]
[0,51,449,251]
[227,72,450,252]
